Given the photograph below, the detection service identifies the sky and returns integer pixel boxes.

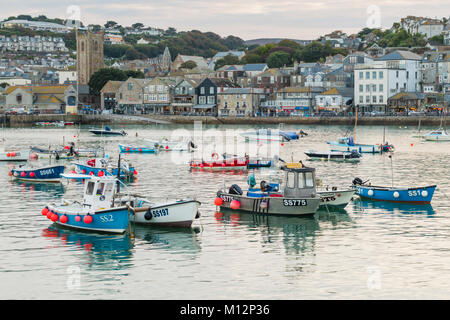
[1,0,449,40]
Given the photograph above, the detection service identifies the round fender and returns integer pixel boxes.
[144,208,153,220]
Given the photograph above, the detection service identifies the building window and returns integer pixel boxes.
[199,96,206,104]
[379,95,383,103]
[396,71,399,78]
[372,84,376,92]
[200,87,205,94]
[128,83,133,90]
[210,87,214,95]
[366,84,370,92]
[366,96,370,103]
[366,71,370,79]
[16,94,22,104]
[207,96,215,104]
[379,71,383,79]
[359,96,363,103]
[270,76,275,84]
[372,71,377,79]
[379,84,383,92]
[359,84,363,92]
[372,96,376,103]
[359,72,363,79]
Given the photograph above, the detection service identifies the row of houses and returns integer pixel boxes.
[0,35,69,53]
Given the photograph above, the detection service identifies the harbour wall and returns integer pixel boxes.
[1,114,447,127]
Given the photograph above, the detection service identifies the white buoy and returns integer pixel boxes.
[422,190,428,197]
[368,189,374,196]
[393,191,400,198]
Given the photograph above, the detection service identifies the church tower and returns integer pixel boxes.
[161,46,171,72]
[76,31,105,85]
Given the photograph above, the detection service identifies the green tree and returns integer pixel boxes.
[88,68,127,96]
[180,60,197,69]
[266,51,291,68]
[277,39,301,50]
[214,54,240,70]
[104,21,118,29]
[124,47,146,60]
[132,23,144,29]
[241,53,263,64]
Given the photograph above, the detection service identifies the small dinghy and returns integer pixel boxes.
[119,144,158,153]
[215,162,321,216]
[72,156,136,180]
[327,137,389,154]
[9,164,65,182]
[305,150,361,162]
[317,186,356,208]
[89,126,127,136]
[352,177,436,204]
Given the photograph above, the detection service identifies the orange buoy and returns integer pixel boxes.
[59,215,68,224]
[83,215,93,224]
[41,207,49,216]
[230,200,240,210]
[51,213,59,222]
[75,215,81,222]
[214,197,223,206]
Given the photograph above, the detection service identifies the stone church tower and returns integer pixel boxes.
[161,46,171,72]
[76,31,105,85]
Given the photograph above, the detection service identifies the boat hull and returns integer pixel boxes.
[217,191,320,216]
[73,162,135,179]
[327,142,381,153]
[318,189,356,208]
[305,150,361,162]
[11,165,65,182]
[247,159,273,168]
[133,200,200,227]
[355,185,436,204]
[119,144,157,153]
[46,206,131,234]
[423,135,450,141]
[89,130,126,136]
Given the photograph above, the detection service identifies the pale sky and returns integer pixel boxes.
[0,0,449,40]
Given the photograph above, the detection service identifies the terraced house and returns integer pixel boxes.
[142,77,177,114]
[217,88,265,117]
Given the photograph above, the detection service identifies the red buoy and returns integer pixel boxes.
[51,213,59,222]
[133,170,137,175]
[8,171,13,176]
[126,147,130,152]
[47,211,53,219]
[98,171,104,177]
[10,152,16,157]
[89,171,94,176]
[20,172,26,177]
[165,146,169,150]
[59,215,68,224]
[83,215,93,224]
[41,207,49,216]
[6,153,10,157]
[81,169,86,174]
[230,200,240,210]
[214,197,223,206]
[29,172,35,178]
[75,215,81,222]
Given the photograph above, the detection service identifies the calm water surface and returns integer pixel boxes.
[0,123,449,299]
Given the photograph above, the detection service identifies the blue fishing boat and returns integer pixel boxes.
[119,144,158,153]
[42,176,132,234]
[89,126,127,136]
[10,164,65,182]
[327,137,383,153]
[352,177,436,204]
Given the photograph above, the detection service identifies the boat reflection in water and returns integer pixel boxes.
[352,198,435,216]
[12,180,65,199]
[132,225,202,253]
[42,225,134,269]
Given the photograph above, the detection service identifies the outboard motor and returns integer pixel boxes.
[229,184,243,195]
[352,177,363,186]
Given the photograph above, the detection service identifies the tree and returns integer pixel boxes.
[241,53,263,64]
[0,82,9,88]
[132,23,144,30]
[124,47,146,60]
[214,54,241,70]
[277,39,301,50]
[88,68,128,96]
[180,60,197,69]
[165,27,177,37]
[125,70,145,78]
[266,51,291,68]
[104,21,118,29]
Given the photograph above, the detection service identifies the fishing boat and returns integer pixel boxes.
[352,177,436,204]
[190,153,249,171]
[215,162,321,216]
[327,137,386,153]
[72,156,136,180]
[223,153,276,168]
[0,148,31,161]
[42,176,132,234]
[89,126,127,136]
[304,150,361,162]
[422,129,450,141]
[119,144,158,153]
[9,164,65,182]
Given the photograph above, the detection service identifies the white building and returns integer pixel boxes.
[1,19,70,33]
[56,71,77,84]
[354,50,422,112]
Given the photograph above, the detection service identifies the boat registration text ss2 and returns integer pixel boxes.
[152,208,169,217]
[283,199,308,206]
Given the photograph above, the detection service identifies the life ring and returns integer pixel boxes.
[211,152,219,160]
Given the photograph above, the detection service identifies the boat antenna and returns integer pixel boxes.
[354,105,358,143]
[117,153,121,193]
[388,154,394,188]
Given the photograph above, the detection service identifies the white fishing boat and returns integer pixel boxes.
[143,138,196,151]
[0,148,31,161]
[317,187,356,208]
[240,129,286,142]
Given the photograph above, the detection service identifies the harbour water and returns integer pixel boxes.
[0,123,449,299]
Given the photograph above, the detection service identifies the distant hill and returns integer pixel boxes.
[245,38,313,46]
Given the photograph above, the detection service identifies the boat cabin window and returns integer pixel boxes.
[104,183,113,195]
[287,172,295,188]
[305,172,314,187]
[96,182,105,195]
[297,173,305,188]
[86,181,95,195]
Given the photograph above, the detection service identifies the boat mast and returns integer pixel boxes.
[389,154,394,188]
[354,105,358,142]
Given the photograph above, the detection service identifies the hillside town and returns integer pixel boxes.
[1,15,450,117]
